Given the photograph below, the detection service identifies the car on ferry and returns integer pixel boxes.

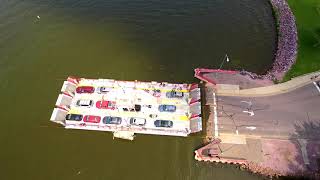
[129,117,146,126]
[96,100,116,110]
[83,115,101,123]
[154,120,173,128]
[65,114,83,121]
[103,116,122,125]
[158,105,176,112]
[121,104,141,112]
[76,86,95,94]
[76,99,94,107]
[166,91,184,98]
[96,86,113,94]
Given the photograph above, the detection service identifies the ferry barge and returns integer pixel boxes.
[50,77,202,140]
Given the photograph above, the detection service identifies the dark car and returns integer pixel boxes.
[83,115,101,123]
[129,117,146,126]
[103,116,122,125]
[158,105,176,112]
[166,91,184,98]
[154,120,173,128]
[65,114,83,121]
[76,86,95,94]
[122,104,141,112]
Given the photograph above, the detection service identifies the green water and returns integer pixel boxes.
[0,0,275,179]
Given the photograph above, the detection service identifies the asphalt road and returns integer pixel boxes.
[217,82,320,139]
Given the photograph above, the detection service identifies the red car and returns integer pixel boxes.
[96,100,116,110]
[83,115,101,123]
[76,86,95,94]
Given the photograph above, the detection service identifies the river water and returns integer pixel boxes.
[0,0,275,179]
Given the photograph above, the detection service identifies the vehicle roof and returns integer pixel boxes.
[131,117,146,123]
[77,86,94,88]
[77,99,92,105]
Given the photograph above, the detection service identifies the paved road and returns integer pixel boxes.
[216,82,320,139]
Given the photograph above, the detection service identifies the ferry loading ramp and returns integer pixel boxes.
[50,77,202,139]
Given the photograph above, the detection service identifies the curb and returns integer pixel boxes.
[216,71,320,97]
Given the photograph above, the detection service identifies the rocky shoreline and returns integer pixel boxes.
[241,0,298,82]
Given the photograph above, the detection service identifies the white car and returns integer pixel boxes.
[76,99,94,107]
[129,117,146,126]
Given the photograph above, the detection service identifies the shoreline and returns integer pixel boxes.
[241,0,298,82]
[195,138,319,178]
[194,0,318,179]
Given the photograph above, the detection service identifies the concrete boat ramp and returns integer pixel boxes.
[194,68,320,177]
[50,77,202,140]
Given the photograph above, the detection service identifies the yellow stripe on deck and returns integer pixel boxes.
[77,82,93,87]
[77,81,187,92]
[68,109,81,114]
[136,88,188,93]
[179,115,189,121]
[77,83,117,89]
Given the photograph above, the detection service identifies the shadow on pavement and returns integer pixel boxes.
[285,121,320,179]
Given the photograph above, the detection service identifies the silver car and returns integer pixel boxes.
[76,99,94,107]
[166,91,184,98]
[96,86,112,94]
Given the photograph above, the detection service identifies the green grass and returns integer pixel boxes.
[283,0,320,81]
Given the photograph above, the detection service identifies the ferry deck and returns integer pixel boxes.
[50,77,202,140]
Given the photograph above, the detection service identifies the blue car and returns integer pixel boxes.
[154,120,173,128]
[166,91,184,98]
[103,116,122,125]
[158,105,176,112]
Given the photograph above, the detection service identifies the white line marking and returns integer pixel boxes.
[246,126,256,130]
[213,92,218,137]
[243,110,255,116]
[241,101,252,106]
[313,82,320,94]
